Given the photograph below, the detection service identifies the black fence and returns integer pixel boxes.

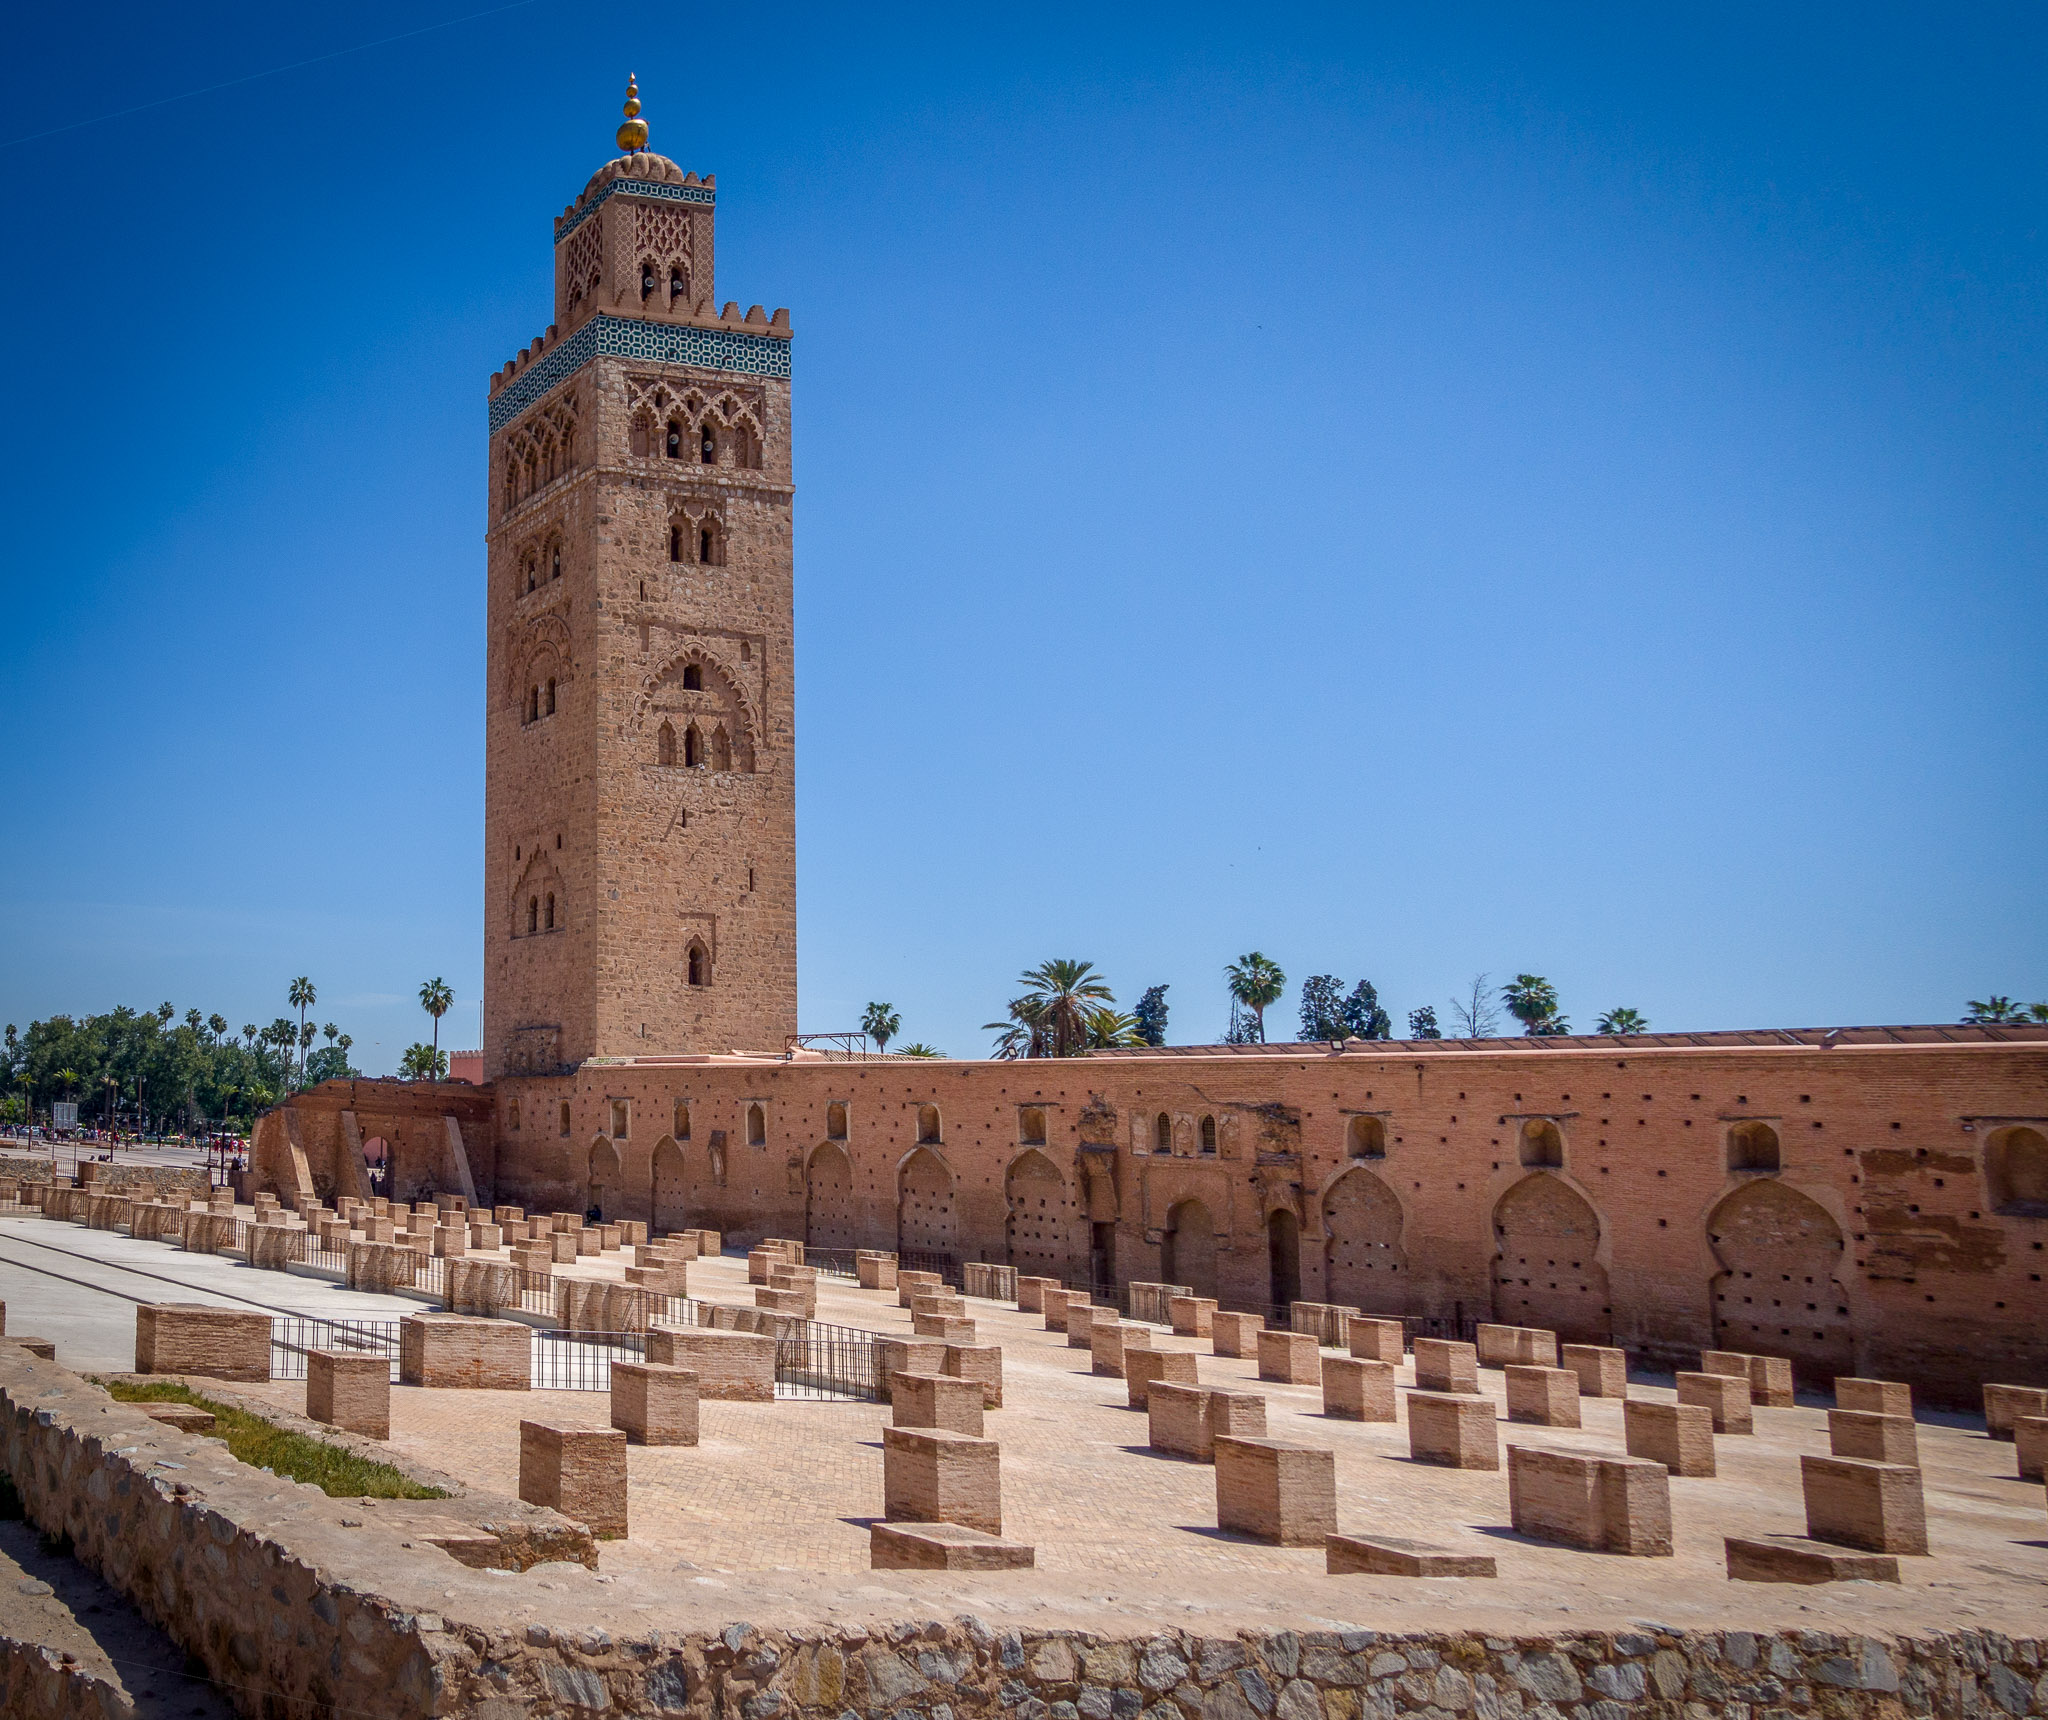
[897,1248,960,1288]
[269,1315,404,1381]
[801,1248,859,1281]
[532,1329,644,1390]
[772,1314,882,1401]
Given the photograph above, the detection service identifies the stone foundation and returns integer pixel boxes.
[134,1304,270,1381]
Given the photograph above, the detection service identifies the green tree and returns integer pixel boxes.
[895,1043,944,1058]
[1225,952,1285,1044]
[1595,1006,1649,1035]
[1342,979,1392,1040]
[1407,1005,1441,1039]
[1084,1006,1144,1049]
[1012,959,1115,1059]
[1965,995,2027,1024]
[288,977,316,1087]
[399,1043,448,1081]
[860,1002,901,1054]
[1502,975,1568,1036]
[984,995,1051,1060]
[418,978,454,1069]
[1133,984,1170,1047]
[207,1013,227,1044]
[1298,975,1347,1041]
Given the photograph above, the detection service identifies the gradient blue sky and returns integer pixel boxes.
[2,4,2043,1070]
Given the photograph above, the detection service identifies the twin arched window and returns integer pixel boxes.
[524,678,556,725]
[523,892,560,937]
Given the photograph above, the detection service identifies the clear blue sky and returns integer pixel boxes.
[2,4,2043,1069]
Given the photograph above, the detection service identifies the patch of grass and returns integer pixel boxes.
[105,1381,446,1500]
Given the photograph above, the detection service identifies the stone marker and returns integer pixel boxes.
[1126,1348,1201,1409]
[1745,1354,1796,1409]
[909,1292,967,1320]
[1504,1364,1582,1428]
[1093,1320,1152,1378]
[519,1421,628,1539]
[1412,1338,1479,1395]
[1507,1444,1672,1555]
[1559,1343,1628,1399]
[646,1326,776,1401]
[857,1254,899,1291]
[307,1349,392,1439]
[1041,1287,1086,1333]
[1013,1275,1058,1312]
[897,1270,944,1310]
[1326,1534,1496,1578]
[875,1337,948,1401]
[891,1371,985,1436]
[1984,1383,2048,1440]
[2015,1415,2048,1483]
[1801,1455,1928,1555]
[942,1342,1004,1410]
[1475,1324,1558,1368]
[1829,1408,1919,1469]
[1346,1316,1405,1365]
[399,1315,530,1390]
[1256,1329,1322,1386]
[1169,1295,1219,1339]
[1676,1370,1754,1434]
[1065,1303,1103,1349]
[1624,1399,1716,1477]
[1211,1311,1265,1358]
[1213,1436,1337,1546]
[756,1287,810,1317]
[1724,1535,1901,1584]
[1148,1384,1267,1462]
[1835,1377,1912,1419]
[882,1425,1002,1535]
[135,1304,271,1381]
[870,1521,1034,1570]
[912,1314,978,1343]
[1322,1357,1396,1422]
[610,1361,699,1445]
[1407,1391,1499,1470]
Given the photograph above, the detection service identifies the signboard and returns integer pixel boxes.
[50,1102,78,1130]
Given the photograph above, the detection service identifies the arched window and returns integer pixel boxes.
[544,678,556,716]
[699,422,716,464]
[665,420,683,459]
[747,1103,766,1146]
[631,415,651,458]
[1155,1113,1171,1154]
[674,1100,691,1139]
[528,897,538,935]
[657,721,675,766]
[558,1100,571,1137]
[524,553,537,594]
[640,259,656,300]
[1347,1115,1386,1159]
[544,893,555,931]
[711,725,732,772]
[550,545,561,581]
[826,1101,848,1140]
[669,524,682,563]
[684,724,702,768]
[1020,1107,1046,1145]
[682,663,702,691]
[1198,1114,1217,1154]
[1987,1125,2048,1215]
[917,1104,941,1144]
[669,265,687,302]
[686,943,708,987]
[1519,1119,1564,1168]
[1728,1121,1780,1173]
[699,527,714,565]
[527,687,539,723]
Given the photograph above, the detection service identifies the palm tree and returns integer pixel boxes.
[1014,959,1115,1058]
[1965,995,2026,1024]
[1224,952,1286,1043]
[1595,1007,1649,1036]
[418,978,454,1071]
[207,1013,227,1044]
[895,1043,944,1058]
[1085,1006,1144,1049]
[55,1067,79,1102]
[1502,974,1569,1036]
[861,1002,901,1054]
[288,977,316,1086]
[984,995,1052,1060]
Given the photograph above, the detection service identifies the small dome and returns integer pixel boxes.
[577,150,687,206]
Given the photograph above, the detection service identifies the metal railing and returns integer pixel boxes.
[771,1313,882,1400]
[269,1315,404,1381]
[532,1329,644,1390]
[897,1248,960,1288]
[801,1247,859,1280]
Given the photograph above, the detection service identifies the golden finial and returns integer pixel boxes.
[616,74,649,154]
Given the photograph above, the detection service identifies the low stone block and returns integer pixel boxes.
[135,1304,271,1380]
[1169,1295,1218,1338]
[882,1425,1002,1534]
[1211,1311,1265,1357]
[1126,1347,1200,1409]
[1725,1534,1901,1584]
[756,1287,810,1317]
[1257,1328,1322,1386]
[1507,1443,1672,1555]
[1346,1316,1404,1364]
[399,1315,530,1390]
[2013,1415,2048,1482]
[1322,1357,1396,1422]
[447,1259,520,1317]
[1560,1343,1629,1399]
[909,1292,966,1320]
[550,1234,579,1264]
[1148,1384,1266,1461]
[610,1361,699,1446]
[307,1349,391,1439]
[1747,1354,1796,1408]
[1476,1323,1558,1368]
[4,1337,55,1360]
[891,1371,985,1436]
[1677,1370,1754,1434]
[1985,1383,2048,1439]
[1041,1288,1087,1332]
[1213,1436,1337,1546]
[468,1222,504,1251]
[1326,1534,1496,1578]
[870,1521,1034,1570]
[519,1421,628,1539]
[1014,1274,1057,1312]
[1412,1338,1478,1395]
[493,1204,524,1225]
[1836,1378,1912,1419]
[1092,1320,1152,1378]
[896,1270,944,1309]
[1625,1399,1716,1477]
[942,1342,1004,1409]
[1828,1408,1919,1469]
[1505,1364,1582,1428]
[1801,1455,1928,1555]
[876,1337,948,1401]
[432,1225,467,1258]
[912,1314,977,1343]
[1065,1302,1103,1349]
[1407,1391,1499,1470]
[247,1225,302,1269]
[142,1403,217,1433]
[646,1325,777,1401]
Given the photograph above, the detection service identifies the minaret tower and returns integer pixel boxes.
[483,80,797,1075]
